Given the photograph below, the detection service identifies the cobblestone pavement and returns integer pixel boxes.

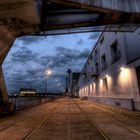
[0,97,140,140]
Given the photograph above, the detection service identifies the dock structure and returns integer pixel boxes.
[0,98,140,140]
[0,0,140,113]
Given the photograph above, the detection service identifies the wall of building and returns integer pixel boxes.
[78,29,140,111]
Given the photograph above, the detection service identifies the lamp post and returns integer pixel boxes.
[45,69,52,94]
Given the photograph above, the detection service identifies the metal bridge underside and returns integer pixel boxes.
[35,0,140,35]
[0,0,140,37]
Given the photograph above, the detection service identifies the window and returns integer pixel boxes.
[111,40,118,54]
[101,54,107,71]
[94,49,98,61]
[110,40,121,64]
[91,64,99,77]
[95,49,97,54]
[91,67,93,73]
[103,78,108,95]
[100,36,104,44]
[101,54,106,63]
[95,62,99,74]
[90,55,93,60]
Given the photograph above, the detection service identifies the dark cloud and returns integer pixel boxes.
[17,36,45,45]
[77,39,84,45]
[39,55,52,67]
[39,46,90,69]
[11,46,39,63]
[38,47,77,68]
[7,68,46,93]
[11,73,27,82]
[3,63,14,75]
[51,73,66,80]
[78,49,91,59]
[7,68,66,93]
[88,33,100,40]
[4,45,91,93]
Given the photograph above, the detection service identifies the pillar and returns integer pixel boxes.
[0,25,15,102]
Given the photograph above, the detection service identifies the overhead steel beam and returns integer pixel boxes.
[32,24,140,36]
[35,0,140,33]
[48,0,140,13]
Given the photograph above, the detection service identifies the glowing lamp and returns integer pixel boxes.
[46,69,52,76]
[120,67,126,71]
[106,75,109,78]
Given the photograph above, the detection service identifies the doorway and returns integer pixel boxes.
[103,77,108,96]
[136,66,140,94]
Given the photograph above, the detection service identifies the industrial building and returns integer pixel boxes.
[75,28,140,111]
[69,72,80,97]
[66,69,80,97]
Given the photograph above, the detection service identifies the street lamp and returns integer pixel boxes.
[46,69,52,76]
[45,69,52,94]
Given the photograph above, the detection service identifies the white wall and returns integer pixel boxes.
[78,29,140,109]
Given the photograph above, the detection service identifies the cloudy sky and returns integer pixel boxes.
[3,32,100,94]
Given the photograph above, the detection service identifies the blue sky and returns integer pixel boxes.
[3,32,100,94]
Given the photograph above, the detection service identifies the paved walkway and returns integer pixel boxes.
[0,97,140,140]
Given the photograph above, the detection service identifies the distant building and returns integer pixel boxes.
[68,72,80,96]
[67,68,72,94]
[20,88,37,97]
[74,28,140,111]
[65,77,68,94]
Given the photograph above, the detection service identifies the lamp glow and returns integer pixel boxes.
[106,74,109,78]
[120,67,126,71]
[46,69,52,76]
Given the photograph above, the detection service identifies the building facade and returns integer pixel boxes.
[77,28,140,111]
[70,72,80,97]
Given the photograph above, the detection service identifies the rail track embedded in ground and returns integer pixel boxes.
[77,99,140,138]
[72,99,110,140]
